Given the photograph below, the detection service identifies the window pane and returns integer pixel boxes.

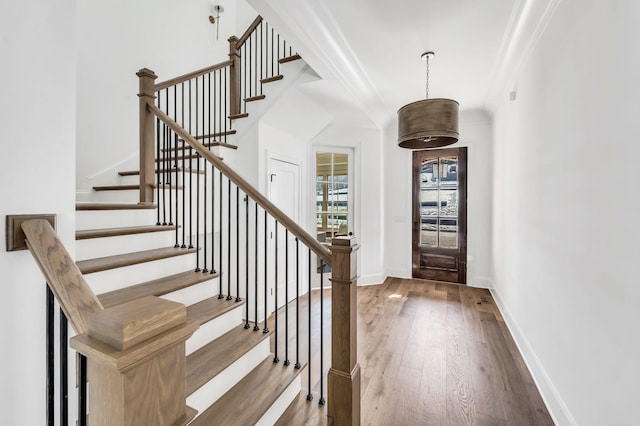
[421,216,438,247]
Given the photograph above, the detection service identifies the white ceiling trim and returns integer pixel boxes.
[484,0,565,112]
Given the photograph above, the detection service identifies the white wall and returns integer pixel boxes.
[76,0,241,194]
[490,1,640,425]
[382,110,494,287]
[0,1,77,425]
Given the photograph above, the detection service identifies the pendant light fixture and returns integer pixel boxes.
[397,51,459,149]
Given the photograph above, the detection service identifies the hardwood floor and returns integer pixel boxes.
[367,278,554,425]
[275,277,554,426]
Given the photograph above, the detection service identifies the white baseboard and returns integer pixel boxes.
[470,276,492,289]
[358,273,384,286]
[490,285,576,426]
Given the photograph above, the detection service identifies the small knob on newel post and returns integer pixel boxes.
[328,235,361,425]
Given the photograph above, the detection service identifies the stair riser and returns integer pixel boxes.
[82,254,197,294]
[187,340,270,417]
[185,307,243,355]
[256,375,302,426]
[76,209,156,230]
[76,230,176,261]
[88,189,146,203]
[160,278,219,310]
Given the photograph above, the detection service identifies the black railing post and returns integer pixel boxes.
[46,285,54,426]
[263,210,269,333]
[295,238,301,369]
[273,221,279,363]
[60,310,68,425]
[306,248,313,401]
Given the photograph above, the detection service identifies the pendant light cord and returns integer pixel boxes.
[425,54,430,100]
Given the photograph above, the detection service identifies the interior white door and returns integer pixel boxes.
[267,158,300,311]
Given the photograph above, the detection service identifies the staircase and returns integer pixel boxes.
[22,15,360,426]
[75,181,303,424]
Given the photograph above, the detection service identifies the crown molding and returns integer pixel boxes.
[483,0,564,113]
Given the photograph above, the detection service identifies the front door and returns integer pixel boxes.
[412,147,467,283]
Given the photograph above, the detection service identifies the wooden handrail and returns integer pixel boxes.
[22,219,104,334]
[237,15,263,48]
[146,101,332,265]
[154,59,233,92]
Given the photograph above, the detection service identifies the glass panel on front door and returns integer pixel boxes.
[419,155,459,249]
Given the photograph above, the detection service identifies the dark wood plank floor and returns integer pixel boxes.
[275,278,554,426]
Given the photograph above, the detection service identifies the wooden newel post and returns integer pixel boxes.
[328,236,361,425]
[228,36,241,117]
[70,296,199,426]
[137,68,157,204]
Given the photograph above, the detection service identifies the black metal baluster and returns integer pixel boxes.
[277,34,280,75]
[188,80,194,249]
[218,171,224,299]
[295,238,301,369]
[263,210,269,333]
[166,88,172,228]
[224,67,228,142]
[195,77,201,271]
[202,74,208,274]
[227,178,232,300]
[319,259,325,405]
[211,164,216,275]
[236,187,241,302]
[306,248,313,401]
[208,72,211,144]
[244,196,250,329]
[181,82,187,248]
[273,221,279,363]
[284,229,290,366]
[259,24,263,94]
[271,27,275,77]
[202,150,208,273]
[78,354,87,426]
[155,118,160,226]
[162,124,167,226]
[174,134,179,248]
[249,34,252,98]
[253,202,259,331]
[46,285,54,426]
[60,310,68,426]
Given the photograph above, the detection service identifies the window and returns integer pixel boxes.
[316,151,350,245]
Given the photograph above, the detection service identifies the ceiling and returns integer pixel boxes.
[250,0,559,126]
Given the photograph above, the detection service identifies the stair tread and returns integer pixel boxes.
[76,203,156,211]
[118,168,204,176]
[76,224,175,240]
[186,295,243,326]
[261,74,284,84]
[92,184,139,191]
[228,113,249,120]
[93,184,182,191]
[186,324,270,396]
[279,54,302,64]
[77,246,197,274]
[195,130,237,139]
[98,269,217,308]
[162,141,238,153]
[189,357,303,426]
[275,391,327,426]
[244,94,266,102]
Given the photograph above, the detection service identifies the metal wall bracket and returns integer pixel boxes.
[6,214,57,251]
